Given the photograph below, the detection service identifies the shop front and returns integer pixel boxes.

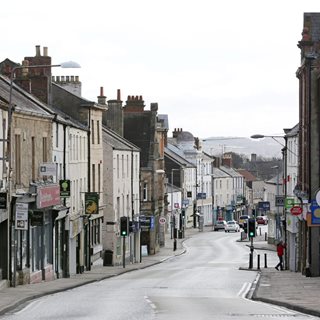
[13,183,62,285]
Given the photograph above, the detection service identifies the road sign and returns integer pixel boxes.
[275,196,284,207]
[290,205,303,216]
[285,198,295,209]
[159,217,166,225]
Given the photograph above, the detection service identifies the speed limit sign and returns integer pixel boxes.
[159,217,166,225]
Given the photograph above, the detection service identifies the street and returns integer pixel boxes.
[1,228,317,320]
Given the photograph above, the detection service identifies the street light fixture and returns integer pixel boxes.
[7,60,80,286]
[170,168,180,251]
[251,133,292,269]
[271,165,281,241]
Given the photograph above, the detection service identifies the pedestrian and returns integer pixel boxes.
[275,241,286,271]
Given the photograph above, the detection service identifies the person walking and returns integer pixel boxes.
[275,241,286,271]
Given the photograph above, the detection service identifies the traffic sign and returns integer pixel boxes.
[290,205,303,216]
[275,196,284,207]
[285,198,295,209]
[159,217,166,225]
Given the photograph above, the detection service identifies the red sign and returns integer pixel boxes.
[37,185,60,209]
[290,205,303,216]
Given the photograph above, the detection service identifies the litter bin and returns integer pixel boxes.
[103,250,113,266]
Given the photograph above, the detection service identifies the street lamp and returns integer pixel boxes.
[251,133,293,269]
[7,61,80,286]
[171,169,180,251]
[271,165,281,241]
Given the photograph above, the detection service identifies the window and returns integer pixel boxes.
[143,182,148,201]
[42,137,47,162]
[127,154,129,178]
[122,155,124,178]
[91,119,95,144]
[15,134,21,185]
[92,164,96,192]
[31,137,35,181]
[98,163,101,194]
[117,155,119,179]
[55,123,59,148]
[97,120,100,144]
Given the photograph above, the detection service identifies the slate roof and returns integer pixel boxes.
[212,167,230,178]
[0,75,52,119]
[102,126,140,152]
[220,165,243,178]
[236,169,257,182]
[164,146,196,168]
[0,75,88,130]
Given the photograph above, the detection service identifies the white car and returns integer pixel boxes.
[225,220,240,232]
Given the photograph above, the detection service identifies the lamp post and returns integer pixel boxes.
[251,133,295,270]
[171,169,180,251]
[7,61,80,286]
[271,165,281,242]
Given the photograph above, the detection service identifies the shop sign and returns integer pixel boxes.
[39,163,56,177]
[258,201,270,211]
[59,180,71,197]
[37,185,60,208]
[70,217,83,238]
[290,205,303,216]
[285,197,295,209]
[310,199,320,225]
[15,202,28,230]
[85,192,99,214]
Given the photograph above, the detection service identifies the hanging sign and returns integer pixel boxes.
[15,202,28,230]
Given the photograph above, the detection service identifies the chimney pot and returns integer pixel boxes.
[43,47,48,56]
[100,87,104,96]
[75,76,79,82]
[36,45,41,56]
[66,76,70,82]
[71,76,74,82]
[117,89,121,101]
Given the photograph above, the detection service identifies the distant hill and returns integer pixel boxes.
[202,137,283,159]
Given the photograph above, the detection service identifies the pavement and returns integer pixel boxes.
[0,227,320,318]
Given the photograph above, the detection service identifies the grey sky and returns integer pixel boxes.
[2,0,318,138]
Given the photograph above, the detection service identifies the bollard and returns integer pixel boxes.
[257,254,260,270]
[264,253,268,268]
[249,253,253,269]
[173,239,177,251]
[265,232,267,241]
[259,227,262,236]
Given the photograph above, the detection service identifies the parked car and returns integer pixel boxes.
[256,215,268,225]
[238,215,250,228]
[225,220,240,232]
[213,220,227,231]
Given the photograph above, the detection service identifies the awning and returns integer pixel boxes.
[52,205,69,220]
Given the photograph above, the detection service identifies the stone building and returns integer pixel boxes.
[123,96,166,255]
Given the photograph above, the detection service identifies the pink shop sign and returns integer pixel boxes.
[37,185,60,209]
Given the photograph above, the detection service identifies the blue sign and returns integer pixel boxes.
[311,200,320,225]
[258,201,270,211]
[197,193,206,200]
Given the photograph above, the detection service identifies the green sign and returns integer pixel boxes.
[59,180,71,197]
[85,192,99,214]
[285,197,295,209]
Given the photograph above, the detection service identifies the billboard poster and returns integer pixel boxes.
[15,202,28,230]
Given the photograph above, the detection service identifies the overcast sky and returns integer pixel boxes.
[2,1,319,139]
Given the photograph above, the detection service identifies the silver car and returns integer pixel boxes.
[225,220,240,232]
[214,220,227,231]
